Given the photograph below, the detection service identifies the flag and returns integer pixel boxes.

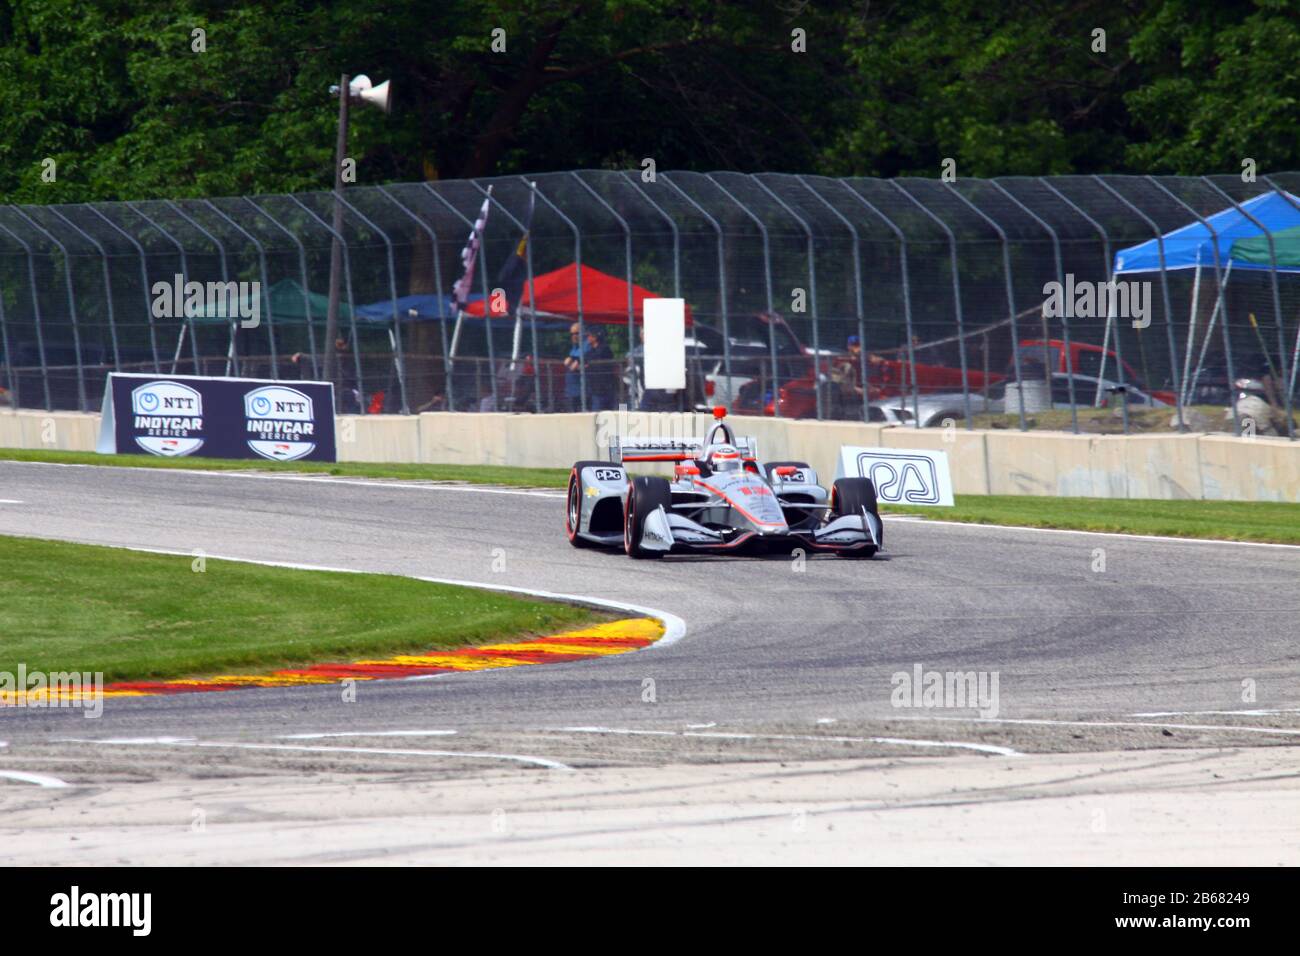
[452,187,492,311]
[491,186,535,318]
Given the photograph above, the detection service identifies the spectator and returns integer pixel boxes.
[562,322,590,411]
[830,334,866,417]
[585,329,616,411]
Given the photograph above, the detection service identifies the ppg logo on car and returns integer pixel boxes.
[839,447,955,507]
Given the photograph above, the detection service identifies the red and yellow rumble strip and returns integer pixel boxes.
[29,618,663,701]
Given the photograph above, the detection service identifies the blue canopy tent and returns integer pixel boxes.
[1110,190,1300,415]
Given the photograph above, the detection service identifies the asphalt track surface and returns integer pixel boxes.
[4,460,1300,864]
[1,458,1297,750]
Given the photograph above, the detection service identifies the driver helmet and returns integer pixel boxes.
[709,443,742,473]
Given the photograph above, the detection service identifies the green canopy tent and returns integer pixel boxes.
[181,278,353,377]
[1231,223,1300,270]
[1230,224,1300,400]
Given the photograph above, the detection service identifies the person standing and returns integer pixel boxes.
[563,322,590,411]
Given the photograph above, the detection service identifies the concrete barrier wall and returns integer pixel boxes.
[3,408,1297,502]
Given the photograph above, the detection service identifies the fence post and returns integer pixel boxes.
[0,220,51,408]
[375,185,453,412]
[10,207,88,410]
[1197,179,1292,439]
[1092,177,1191,433]
[571,173,635,408]
[242,197,320,379]
[988,180,1079,433]
[85,206,162,373]
[660,176,734,414]
[164,200,239,375]
[752,176,824,420]
[1259,177,1300,428]
[283,194,366,410]
[45,207,122,374]
[470,181,539,411]
[0,239,17,402]
[1038,179,1132,434]
[127,203,202,374]
[798,175,869,422]
[889,182,977,428]
[942,183,1028,431]
[629,175,681,296]
[331,193,410,413]
[200,200,280,381]
[423,184,502,412]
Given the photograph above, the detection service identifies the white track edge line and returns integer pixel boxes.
[0,769,70,788]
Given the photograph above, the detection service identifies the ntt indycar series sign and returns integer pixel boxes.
[96,373,336,462]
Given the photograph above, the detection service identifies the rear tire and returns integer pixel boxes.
[830,477,880,558]
[624,476,672,559]
[566,461,611,548]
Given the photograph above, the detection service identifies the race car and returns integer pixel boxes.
[564,407,883,559]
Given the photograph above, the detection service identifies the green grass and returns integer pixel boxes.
[0,536,611,682]
[880,494,1300,544]
[0,447,570,488]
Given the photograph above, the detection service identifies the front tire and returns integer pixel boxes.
[566,461,610,548]
[830,477,881,558]
[624,476,672,559]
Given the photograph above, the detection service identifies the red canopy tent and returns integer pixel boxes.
[463,262,692,325]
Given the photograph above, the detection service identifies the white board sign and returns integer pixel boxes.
[837,446,954,506]
[643,298,686,390]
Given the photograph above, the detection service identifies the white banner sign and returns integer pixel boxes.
[643,298,686,390]
[837,446,954,506]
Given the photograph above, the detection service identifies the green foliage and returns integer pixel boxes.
[0,0,1296,203]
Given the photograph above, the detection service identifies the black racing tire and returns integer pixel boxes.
[566,461,612,548]
[830,477,880,558]
[763,460,813,483]
[624,475,672,559]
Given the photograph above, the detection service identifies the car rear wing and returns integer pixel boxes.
[610,435,758,464]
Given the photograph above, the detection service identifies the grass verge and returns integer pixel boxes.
[0,535,612,682]
[0,447,569,488]
[880,494,1300,545]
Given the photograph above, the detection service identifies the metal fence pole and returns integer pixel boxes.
[0,264,14,402]
[201,200,279,380]
[752,177,824,420]
[376,185,453,411]
[1260,176,1300,412]
[571,173,635,408]
[629,176,681,296]
[989,180,1079,433]
[699,175,771,414]
[1193,178,1292,439]
[523,180,588,411]
[243,197,320,378]
[0,220,51,408]
[890,182,976,428]
[164,200,238,375]
[127,202,202,374]
[1038,179,1131,434]
[332,193,410,413]
[284,194,366,408]
[10,207,88,409]
[45,207,122,375]
[942,183,1027,431]
[798,176,869,422]
[840,183,921,428]
[423,184,501,412]
[1144,178,1232,434]
[1092,177,1190,433]
[660,175,734,413]
[469,181,537,410]
[85,205,162,373]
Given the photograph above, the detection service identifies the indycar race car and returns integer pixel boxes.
[565,407,883,559]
